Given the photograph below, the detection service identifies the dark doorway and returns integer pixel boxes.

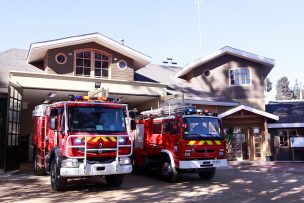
[0,98,7,169]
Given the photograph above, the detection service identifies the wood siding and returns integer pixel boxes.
[182,55,271,110]
[45,42,135,81]
[268,128,304,161]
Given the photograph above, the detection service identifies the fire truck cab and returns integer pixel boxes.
[132,106,227,182]
[32,96,133,191]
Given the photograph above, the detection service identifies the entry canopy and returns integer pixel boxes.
[27,33,152,70]
[218,105,279,121]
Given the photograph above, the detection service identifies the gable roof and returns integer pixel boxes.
[218,105,279,120]
[0,49,43,92]
[27,33,151,70]
[135,64,239,106]
[266,101,304,124]
[175,46,275,78]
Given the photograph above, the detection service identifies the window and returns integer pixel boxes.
[117,60,127,70]
[230,68,251,86]
[164,120,180,135]
[279,129,297,148]
[203,70,211,77]
[75,49,110,78]
[68,106,126,133]
[153,122,162,134]
[183,117,222,139]
[55,53,67,64]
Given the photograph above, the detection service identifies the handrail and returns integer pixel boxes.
[65,134,133,167]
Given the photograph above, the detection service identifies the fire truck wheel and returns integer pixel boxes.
[50,159,66,191]
[131,157,141,175]
[198,168,216,180]
[34,155,44,176]
[160,158,177,182]
[105,174,124,187]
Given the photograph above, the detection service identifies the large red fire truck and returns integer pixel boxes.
[132,106,227,182]
[32,95,133,191]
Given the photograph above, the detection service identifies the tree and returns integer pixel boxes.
[293,79,301,100]
[275,76,293,100]
[264,78,272,92]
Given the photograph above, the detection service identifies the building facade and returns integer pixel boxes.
[266,101,304,161]
[136,47,278,161]
[0,33,278,171]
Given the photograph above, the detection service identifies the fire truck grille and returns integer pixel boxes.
[195,149,215,153]
[86,157,116,164]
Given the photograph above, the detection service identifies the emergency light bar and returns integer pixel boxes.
[184,106,197,115]
[68,95,120,103]
[141,106,218,117]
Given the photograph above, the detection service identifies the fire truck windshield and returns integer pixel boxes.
[68,106,126,133]
[183,117,222,139]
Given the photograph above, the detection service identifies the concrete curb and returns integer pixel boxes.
[228,162,304,175]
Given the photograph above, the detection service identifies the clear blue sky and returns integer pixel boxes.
[1,0,303,100]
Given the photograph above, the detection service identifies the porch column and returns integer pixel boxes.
[263,118,270,161]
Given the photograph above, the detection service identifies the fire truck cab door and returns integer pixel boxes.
[163,120,179,155]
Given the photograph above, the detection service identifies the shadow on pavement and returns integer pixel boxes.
[0,162,304,202]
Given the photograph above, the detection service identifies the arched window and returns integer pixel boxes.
[74,49,111,78]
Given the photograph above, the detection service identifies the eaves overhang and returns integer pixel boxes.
[26,33,152,70]
[218,105,279,121]
[175,46,275,78]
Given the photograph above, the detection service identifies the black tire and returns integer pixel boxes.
[34,154,44,176]
[160,157,177,182]
[198,168,216,180]
[105,174,124,187]
[131,156,141,175]
[50,159,66,191]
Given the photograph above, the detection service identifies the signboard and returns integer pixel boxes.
[290,137,304,148]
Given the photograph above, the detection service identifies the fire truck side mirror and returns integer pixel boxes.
[130,119,136,131]
[50,117,58,130]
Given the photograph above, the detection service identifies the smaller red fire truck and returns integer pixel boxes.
[32,95,133,191]
[132,106,227,182]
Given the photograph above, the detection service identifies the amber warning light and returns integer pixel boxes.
[68,95,120,103]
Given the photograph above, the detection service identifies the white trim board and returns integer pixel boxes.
[268,123,304,128]
[218,105,279,120]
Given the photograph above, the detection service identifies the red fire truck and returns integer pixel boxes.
[32,95,133,191]
[132,106,227,182]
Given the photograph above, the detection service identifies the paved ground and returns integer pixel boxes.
[0,162,304,202]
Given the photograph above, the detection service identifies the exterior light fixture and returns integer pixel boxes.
[48,92,56,98]
[43,100,50,104]
[95,82,101,89]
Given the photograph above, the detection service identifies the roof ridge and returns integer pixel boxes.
[0,48,27,55]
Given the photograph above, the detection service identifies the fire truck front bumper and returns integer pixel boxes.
[60,159,132,177]
[179,159,228,169]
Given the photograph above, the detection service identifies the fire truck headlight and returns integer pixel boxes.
[74,138,83,145]
[118,137,125,144]
[61,159,79,168]
[119,157,131,165]
[218,151,224,156]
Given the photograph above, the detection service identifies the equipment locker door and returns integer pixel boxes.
[4,83,23,171]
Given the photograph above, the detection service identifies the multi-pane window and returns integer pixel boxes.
[230,68,251,86]
[279,129,297,148]
[8,86,22,146]
[75,50,110,78]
